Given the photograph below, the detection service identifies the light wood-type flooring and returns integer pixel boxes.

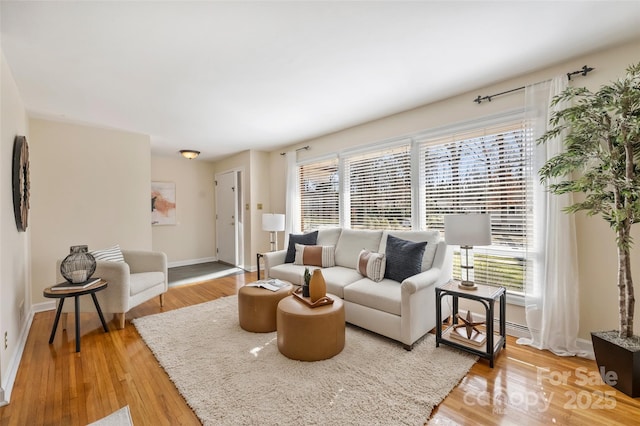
[1,271,639,425]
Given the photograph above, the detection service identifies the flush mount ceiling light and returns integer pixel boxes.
[179,150,200,159]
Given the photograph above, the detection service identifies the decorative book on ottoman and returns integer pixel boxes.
[247,279,288,292]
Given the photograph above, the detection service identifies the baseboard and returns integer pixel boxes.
[168,257,217,268]
[458,308,530,338]
[577,337,595,360]
[168,266,245,288]
[1,303,39,405]
[33,300,56,313]
[459,309,596,359]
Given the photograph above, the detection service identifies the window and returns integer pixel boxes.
[298,157,339,231]
[295,117,532,293]
[344,144,412,230]
[418,122,530,292]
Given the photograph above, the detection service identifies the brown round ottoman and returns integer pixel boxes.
[276,294,345,361]
[238,282,293,332]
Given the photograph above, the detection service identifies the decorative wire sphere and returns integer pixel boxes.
[60,245,96,283]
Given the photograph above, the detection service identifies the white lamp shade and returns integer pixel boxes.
[262,213,285,232]
[444,214,491,246]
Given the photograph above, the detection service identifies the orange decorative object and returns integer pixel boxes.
[309,269,326,303]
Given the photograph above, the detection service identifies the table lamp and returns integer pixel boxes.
[444,214,491,290]
[262,213,285,252]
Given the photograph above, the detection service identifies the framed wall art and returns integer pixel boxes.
[151,181,176,225]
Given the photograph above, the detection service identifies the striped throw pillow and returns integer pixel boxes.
[357,250,386,282]
[293,244,335,268]
[90,244,125,263]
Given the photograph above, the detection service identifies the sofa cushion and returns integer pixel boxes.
[317,227,343,247]
[285,231,318,263]
[269,263,320,285]
[130,272,165,296]
[90,244,125,263]
[384,235,427,283]
[380,230,440,271]
[343,278,402,316]
[356,250,386,282]
[294,244,335,267]
[334,229,383,268]
[320,266,364,299]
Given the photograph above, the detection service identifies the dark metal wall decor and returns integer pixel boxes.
[12,135,30,232]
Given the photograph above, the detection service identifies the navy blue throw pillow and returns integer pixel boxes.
[285,231,318,263]
[384,234,427,283]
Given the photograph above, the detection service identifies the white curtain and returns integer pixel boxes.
[284,151,299,247]
[517,76,589,357]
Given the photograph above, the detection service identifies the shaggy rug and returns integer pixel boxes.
[133,296,477,425]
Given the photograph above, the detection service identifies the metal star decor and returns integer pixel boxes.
[453,310,485,338]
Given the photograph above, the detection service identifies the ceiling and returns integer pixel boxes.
[2,1,640,161]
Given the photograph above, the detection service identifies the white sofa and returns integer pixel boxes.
[263,228,452,349]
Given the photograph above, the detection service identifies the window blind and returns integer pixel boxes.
[298,157,340,231]
[419,122,531,291]
[344,144,412,230]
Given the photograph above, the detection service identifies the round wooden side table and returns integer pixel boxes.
[43,279,109,352]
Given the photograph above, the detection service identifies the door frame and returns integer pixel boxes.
[215,168,244,268]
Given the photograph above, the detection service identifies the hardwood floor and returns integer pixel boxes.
[2,271,639,425]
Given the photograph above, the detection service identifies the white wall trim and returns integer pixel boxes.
[33,301,56,313]
[460,308,596,360]
[459,308,530,339]
[577,337,595,360]
[0,303,43,405]
[168,257,217,268]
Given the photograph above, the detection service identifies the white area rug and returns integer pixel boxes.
[133,296,477,425]
[88,405,133,426]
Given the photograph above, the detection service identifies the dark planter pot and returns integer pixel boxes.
[591,331,640,398]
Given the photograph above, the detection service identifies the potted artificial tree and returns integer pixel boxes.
[538,62,640,397]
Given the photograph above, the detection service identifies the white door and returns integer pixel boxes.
[216,171,238,265]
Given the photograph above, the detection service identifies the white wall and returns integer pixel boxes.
[269,38,640,339]
[151,156,216,265]
[29,118,152,305]
[250,150,277,253]
[213,150,274,270]
[0,51,30,403]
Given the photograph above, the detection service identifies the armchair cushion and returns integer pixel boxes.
[130,272,166,296]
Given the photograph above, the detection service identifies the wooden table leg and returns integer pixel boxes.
[48,298,66,344]
[91,292,109,333]
[75,296,81,352]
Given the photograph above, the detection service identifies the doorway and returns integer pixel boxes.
[215,170,244,267]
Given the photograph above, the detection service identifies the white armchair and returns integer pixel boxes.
[56,249,168,329]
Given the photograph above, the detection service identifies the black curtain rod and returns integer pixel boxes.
[280,145,310,156]
[473,65,594,104]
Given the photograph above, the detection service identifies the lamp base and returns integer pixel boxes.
[458,280,478,291]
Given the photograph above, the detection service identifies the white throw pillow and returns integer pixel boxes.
[356,249,386,282]
[90,244,125,262]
